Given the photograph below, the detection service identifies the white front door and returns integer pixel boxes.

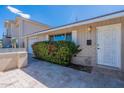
[97,24,121,68]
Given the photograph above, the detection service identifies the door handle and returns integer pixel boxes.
[97,48,100,49]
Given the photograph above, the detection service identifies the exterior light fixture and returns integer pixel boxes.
[87,26,92,32]
[87,26,92,41]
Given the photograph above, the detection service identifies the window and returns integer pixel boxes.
[49,33,72,41]
[54,34,65,41]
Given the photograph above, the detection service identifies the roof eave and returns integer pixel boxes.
[25,11,124,38]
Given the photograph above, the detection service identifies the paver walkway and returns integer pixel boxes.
[0,56,124,88]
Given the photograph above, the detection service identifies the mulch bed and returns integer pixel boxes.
[66,63,92,73]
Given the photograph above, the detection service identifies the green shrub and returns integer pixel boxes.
[32,41,81,65]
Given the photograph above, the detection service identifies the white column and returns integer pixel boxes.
[18,20,23,48]
[72,30,77,44]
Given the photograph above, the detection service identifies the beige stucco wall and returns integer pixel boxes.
[0,48,28,72]
[72,27,96,66]
[23,21,49,36]
[11,22,19,38]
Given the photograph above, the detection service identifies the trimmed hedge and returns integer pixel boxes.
[32,41,81,65]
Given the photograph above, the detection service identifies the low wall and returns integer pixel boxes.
[0,48,28,72]
[72,56,96,66]
[0,48,26,53]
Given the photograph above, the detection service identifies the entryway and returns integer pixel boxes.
[97,24,121,68]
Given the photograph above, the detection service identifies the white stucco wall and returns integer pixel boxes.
[23,21,49,36]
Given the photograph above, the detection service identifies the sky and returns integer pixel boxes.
[1,5,124,39]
